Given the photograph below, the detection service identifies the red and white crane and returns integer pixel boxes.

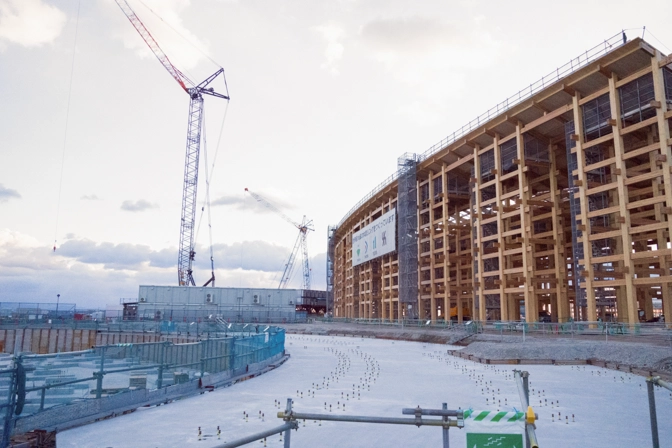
[244,188,313,290]
[115,0,229,287]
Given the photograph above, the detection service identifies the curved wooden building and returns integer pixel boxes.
[328,35,672,325]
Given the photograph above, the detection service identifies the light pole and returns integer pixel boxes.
[56,293,60,317]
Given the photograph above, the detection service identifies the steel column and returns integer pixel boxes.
[647,378,660,448]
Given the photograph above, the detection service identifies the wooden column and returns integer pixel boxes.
[473,144,487,321]
[572,94,598,322]
[549,143,570,321]
[492,134,509,320]
[442,165,450,321]
[516,123,536,323]
[608,74,637,324]
[428,171,438,321]
[652,52,672,325]
[648,138,665,322]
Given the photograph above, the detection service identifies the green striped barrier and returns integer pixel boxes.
[464,410,525,448]
[464,410,525,422]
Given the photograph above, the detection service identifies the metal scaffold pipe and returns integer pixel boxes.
[210,422,297,448]
[513,370,539,448]
[648,376,672,392]
[645,375,672,448]
[278,411,462,427]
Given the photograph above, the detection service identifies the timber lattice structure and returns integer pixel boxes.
[331,35,672,325]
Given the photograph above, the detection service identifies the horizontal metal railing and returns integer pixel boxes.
[0,318,304,334]
[315,317,672,344]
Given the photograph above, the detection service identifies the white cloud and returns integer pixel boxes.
[197,241,289,272]
[0,0,66,47]
[115,0,212,75]
[0,231,299,307]
[0,184,21,202]
[120,199,158,212]
[211,192,295,215]
[359,16,503,126]
[81,194,100,201]
[313,22,345,75]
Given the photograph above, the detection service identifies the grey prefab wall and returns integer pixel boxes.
[135,286,300,322]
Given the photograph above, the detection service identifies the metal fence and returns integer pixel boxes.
[0,318,301,336]
[0,326,285,446]
[207,372,538,448]
[316,318,672,346]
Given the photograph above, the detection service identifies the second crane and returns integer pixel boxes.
[245,188,313,290]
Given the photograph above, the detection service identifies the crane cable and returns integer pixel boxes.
[134,0,231,274]
[137,0,224,76]
[53,0,81,252]
[197,111,215,278]
[194,99,230,275]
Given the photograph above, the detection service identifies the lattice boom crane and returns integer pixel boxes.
[244,188,313,290]
[115,0,229,287]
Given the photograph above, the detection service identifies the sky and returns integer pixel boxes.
[1,0,672,310]
[58,335,672,447]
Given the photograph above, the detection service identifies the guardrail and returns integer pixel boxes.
[314,317,672,344]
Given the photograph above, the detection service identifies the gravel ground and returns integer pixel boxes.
[461,337,672,373]
[280,321,672,374]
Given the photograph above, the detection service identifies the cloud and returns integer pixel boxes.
[1,231,290,274]
[115,0,212,73]
[0,229,323,307]
[120,199,158,212]
[313,22,345,75]
[360,15,502,72]
[359,16,502,126]
[360,17,459,55]
[81,194,100,201]
[0,0,67,47]
[197,241,290,272]
[211,194,247,208]
[212,192,295,214]
[0,184,21,202]
[56,239,169,270]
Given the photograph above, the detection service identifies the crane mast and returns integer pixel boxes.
[244,188,313,290]
[115,0,229,287]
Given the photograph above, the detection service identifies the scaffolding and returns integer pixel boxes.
[326,226,337,316]
[565,120,586,318]
[619,73,656,126]
[397,153,419,318]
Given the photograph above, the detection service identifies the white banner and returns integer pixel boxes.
[464,409,525,448]
[352,209,396,267]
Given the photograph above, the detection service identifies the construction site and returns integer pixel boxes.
[328,33,672,326]
[4,0,672,443]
